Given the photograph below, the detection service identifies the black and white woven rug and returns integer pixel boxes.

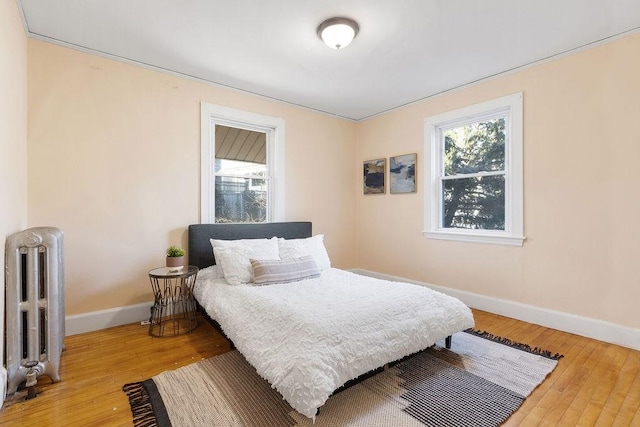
[124,330,562,427]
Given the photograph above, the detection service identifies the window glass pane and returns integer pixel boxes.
[215,159,266,176]
[443,175,505,230]
[215,176,267,223]
[444,118,506,176]
[213,124,268,223]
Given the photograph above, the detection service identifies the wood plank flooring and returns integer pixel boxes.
[0,310,638,426]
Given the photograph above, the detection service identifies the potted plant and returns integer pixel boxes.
[166,245,185,272]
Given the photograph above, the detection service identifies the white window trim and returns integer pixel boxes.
[200,102,285,223]
[423,93,525,246]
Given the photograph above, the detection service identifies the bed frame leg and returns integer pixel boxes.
[445,335,452,349]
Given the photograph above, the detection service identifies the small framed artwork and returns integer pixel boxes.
[363,158,386,194]
[390,153,417,194]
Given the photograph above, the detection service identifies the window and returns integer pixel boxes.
[423,93,524,246]
[201,103,285,223]
[214,126,268,223]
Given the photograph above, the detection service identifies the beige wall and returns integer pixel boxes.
[22,20,640,332]
[356,33,640,330]
[27,40,357,315]
[1,0,28,399]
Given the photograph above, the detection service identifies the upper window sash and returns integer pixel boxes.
[423,93,524,246]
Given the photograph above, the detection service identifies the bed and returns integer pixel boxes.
[188,222,474,419]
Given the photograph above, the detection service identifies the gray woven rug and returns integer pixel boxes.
[123,330,562,427]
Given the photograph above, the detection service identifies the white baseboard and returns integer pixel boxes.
[65,302,153,336]
[0,367,6,408]
[350,269,640,351]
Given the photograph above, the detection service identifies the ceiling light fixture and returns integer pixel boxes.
[317,17,359,50]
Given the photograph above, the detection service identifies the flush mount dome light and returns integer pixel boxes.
[317,17,359,49]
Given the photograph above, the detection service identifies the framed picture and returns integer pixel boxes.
[390,153,416,194]
[363,158,386,194]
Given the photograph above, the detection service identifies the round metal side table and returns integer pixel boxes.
[148,265,199,337]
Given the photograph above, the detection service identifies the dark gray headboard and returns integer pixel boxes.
[188,222,312,269]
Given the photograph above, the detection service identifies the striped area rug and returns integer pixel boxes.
[123,330,562,427]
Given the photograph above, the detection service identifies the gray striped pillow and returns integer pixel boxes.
[250,256,321,285]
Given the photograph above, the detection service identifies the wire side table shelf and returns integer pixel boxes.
[148,266,199,337]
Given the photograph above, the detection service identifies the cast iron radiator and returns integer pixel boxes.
[5,227,65,395]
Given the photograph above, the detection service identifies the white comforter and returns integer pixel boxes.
[194,267,474,419]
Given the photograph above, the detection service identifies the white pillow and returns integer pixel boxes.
[199,265,225,280]
[210,237,279,267]
[210,237,276,250]
[210,264,225,279]
[278,235,331,270]
[212,239,279,285]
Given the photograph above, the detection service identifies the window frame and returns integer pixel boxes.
[200,102,285,224]
[423,93,524,246]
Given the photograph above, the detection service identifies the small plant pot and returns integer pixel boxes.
[166,256,184,272]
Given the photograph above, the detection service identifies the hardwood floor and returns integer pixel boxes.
[0,310,638,426]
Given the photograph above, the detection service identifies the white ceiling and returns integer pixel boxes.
[18,1,640,121]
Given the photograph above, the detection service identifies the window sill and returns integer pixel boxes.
[423,230,525,246]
